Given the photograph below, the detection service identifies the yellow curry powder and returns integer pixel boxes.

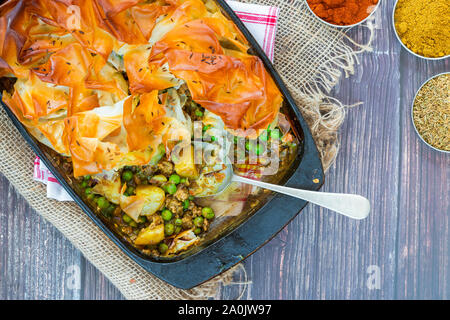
[394,0,450,58]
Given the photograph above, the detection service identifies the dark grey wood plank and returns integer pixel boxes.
[0,173,84,300]
[1,0,449,300]
[222,1,403,299]
[0,171,126,300]
[396,56,449,299]
[81,256,124,300]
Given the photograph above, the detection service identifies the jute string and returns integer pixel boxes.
[0,0,375,299]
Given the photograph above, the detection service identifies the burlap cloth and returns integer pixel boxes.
[0,0,375,299]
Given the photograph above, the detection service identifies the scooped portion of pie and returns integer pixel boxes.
[0,0,297,256]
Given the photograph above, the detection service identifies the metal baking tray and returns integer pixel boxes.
[0,0,324,289]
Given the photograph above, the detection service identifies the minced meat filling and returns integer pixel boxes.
[157,161,174,176]
[174,186,190,202]
[60,113,298,257]
[164,196,184,216]
[70,154,216,256]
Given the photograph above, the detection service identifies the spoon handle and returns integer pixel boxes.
[232,176,370,220]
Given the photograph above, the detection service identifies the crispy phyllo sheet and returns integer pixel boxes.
[0,0,298,257]
[1,1,282,168]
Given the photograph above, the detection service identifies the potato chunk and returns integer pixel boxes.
[174,146,198,179]
[135,224,164,245]
[136,185,165,216]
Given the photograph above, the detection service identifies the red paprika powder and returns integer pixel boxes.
[307,0,379,26]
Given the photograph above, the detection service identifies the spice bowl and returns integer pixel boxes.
[304,0,381,29]
[411,72,450,154]
[392,0,450,60]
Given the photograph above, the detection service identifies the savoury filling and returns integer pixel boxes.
[0,0,299,257]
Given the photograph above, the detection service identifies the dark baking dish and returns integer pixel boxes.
[0,0,324,289]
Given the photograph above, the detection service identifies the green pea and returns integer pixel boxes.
[127,187,135,195]
[270,129,281,140]
[129,220,138,228]
[210,136,216,142]
[202,124,211,132]
[164,183,177,195]
[255,144,264,156]
[126,186,135,196]
[180,178,186,184]
[87,193,95,201]
[96,197,109,209]
[201,207,212,216]
[138,215,147,223]
[161,209,173,221]
[103,205,115,217]
[165,223,175,236]
[80,180,88,188]
[169,174,181,185]
[158,242,168,254]
[195,109,203,117]
[174,218,183,226]
[136,172,147,181]
[122,170,133,182]
[122,214,132,224]
[194,227,202,235]
[188,195,194,201]
[101,210,111,218]
[245,141,255,151]
[202,207,214,219]
[193,216,204,227]
[84,175,91,181]
[259,131,269,142]
[85,187,92,195]
[233,136,238,144]
[183,200,190,210]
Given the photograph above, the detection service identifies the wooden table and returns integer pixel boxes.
[0,2,448,299]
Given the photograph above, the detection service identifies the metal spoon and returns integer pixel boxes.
[197,164,370,220]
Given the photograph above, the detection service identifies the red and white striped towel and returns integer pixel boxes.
[228,0,279,61]
[33,0,280,201]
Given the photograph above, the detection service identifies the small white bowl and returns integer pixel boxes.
[392,0,450,60]
[304,0,381,29]
[411,72,450,154]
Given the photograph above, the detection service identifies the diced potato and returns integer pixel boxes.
[150,174,167,183]
[174,146,198,179]
[135,224,164,245]
[136,185,165,216]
